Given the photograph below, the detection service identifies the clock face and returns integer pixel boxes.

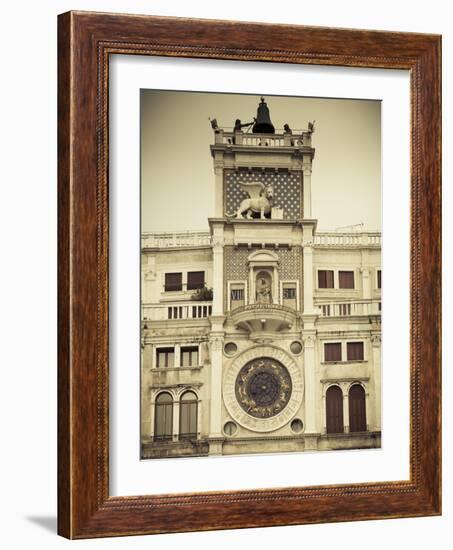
[235,357,292,418]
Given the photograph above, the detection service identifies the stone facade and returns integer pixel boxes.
[141,103,381,459]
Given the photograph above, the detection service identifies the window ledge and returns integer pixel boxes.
[151,366,203,372]
[321,360,367,365]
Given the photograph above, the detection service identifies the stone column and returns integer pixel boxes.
[208,332,224,453]
[361,267,371,301]
[174,343,181,369]
[173,400,180,441]
[212,230,224,316]
[303,158,312,218]
[365,388,371,432]
[303,332,317,434]
[302,223,316,315]
[371,334,382,431]
[149,394,155,439]
[141,345,153,439]
[214,164,224,218]
[151,344,157,369]
[343,389,350,433]
[208,223,225,453]
[303,246,314,314]
[197,398,203,438]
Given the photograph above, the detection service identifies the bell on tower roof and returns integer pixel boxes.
[252,97,275,134]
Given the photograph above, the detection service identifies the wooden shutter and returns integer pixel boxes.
[347,341,364,361]
[187,271,205,290]
[181,346,198,367]
[165,272,182,291]
[339,270,355,289]
[154,393,173,440]
[326,386,344,434]
[179,391,198,439]
[324,342,342,362]
[349,384,366,432]
[318,270,334,288]
[156,347,175,368]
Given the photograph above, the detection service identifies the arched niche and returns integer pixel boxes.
[247,250,279,305]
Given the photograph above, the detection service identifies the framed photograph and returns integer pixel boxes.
[58,11,441,538]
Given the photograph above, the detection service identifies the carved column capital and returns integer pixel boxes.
[209,335,224,351]
[303,334,316,348]
[212,238,224,250]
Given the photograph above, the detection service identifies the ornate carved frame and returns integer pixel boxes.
[58,11,441,538]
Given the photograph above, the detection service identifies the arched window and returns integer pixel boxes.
[326,385,344,434]
[349,384,367,432]
[154,392,173,441]
[179,391,198,440]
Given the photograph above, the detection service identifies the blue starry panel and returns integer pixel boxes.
[224,170,302,219]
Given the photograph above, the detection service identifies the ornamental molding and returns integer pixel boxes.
[321,378,370,396]
[371,334,381,347]
[223,345,303,433]
[143,269,156,281]
[212,238,224,249]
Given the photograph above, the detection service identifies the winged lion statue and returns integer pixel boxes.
[226,181,274,220]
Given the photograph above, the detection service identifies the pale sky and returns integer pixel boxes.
[141,90,381,232]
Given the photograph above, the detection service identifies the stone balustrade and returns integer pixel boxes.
[142,301,213,321]
[318,300,381,317]
[214,129,311,148]
[142,230,381,249]
[313,232,381,247]
[142,231,211,249]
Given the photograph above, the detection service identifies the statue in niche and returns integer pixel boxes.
[256,272,272,304]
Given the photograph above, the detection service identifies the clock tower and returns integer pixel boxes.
[207,97,319,452]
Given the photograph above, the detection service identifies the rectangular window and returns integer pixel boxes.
[318,270,334,289]
[181,346,199,367]
[347,341,364,361]
[230,283,245,310]
[324,342,342,362]
[187,271,205,290]
[282,287,296,299]
[156,347,175,368]
[164,272,182,292]
[231,288,244,301]
[282,282,297,309]
[377,269,382,289]
[339,270,355,289]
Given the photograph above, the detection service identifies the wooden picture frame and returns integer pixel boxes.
[58,11,441,539]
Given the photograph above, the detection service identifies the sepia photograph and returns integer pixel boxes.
[140,90,382,460]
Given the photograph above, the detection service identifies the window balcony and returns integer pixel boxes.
[143,301,213,321]
[228,303,299,337]
[317,300,381,317]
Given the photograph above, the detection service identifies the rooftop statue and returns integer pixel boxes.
[234,118,254,132]
[209,117,220,132]
[226,181,274,220]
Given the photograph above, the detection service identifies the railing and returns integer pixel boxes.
[142,231,211,249]
[143,301,213,321]
[314,232,381,247]
[141,230,381,250]
[318,300,381,317]
[215,129,312,148]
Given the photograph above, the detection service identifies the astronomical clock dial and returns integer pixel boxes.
[235,358,292,418]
